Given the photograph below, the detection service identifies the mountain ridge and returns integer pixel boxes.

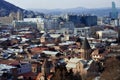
[0,0,23,16]
[30,7,120,16]
[0,0,120,17]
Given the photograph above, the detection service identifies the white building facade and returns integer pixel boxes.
[96,29,118,39]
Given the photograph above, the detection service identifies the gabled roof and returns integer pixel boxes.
[92,48,105,55]
[66,63,76,68]
[76,38,82,43]
[69,57,81,63]
[81,38,91,50]
[42,51,59,55]
[79,60,94,70]
[41,33,51,38]
[50,34,61,38]
[66,58,81,68]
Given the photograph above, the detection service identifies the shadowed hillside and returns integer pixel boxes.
[0,0,23,16]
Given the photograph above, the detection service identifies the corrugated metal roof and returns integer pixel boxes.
[0,64,16,71]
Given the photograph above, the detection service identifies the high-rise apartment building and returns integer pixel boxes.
[17,9,23,20]
[109,2,118,20]
[68,15,97,27]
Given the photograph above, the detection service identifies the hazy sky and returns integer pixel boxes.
[5,0,120,9]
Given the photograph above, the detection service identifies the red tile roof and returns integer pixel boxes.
[18,72,36,79]
[0,60,19,66]
[30,47,48,54]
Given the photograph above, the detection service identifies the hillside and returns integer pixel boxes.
[0,0,23,17]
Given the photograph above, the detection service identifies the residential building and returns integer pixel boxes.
[66,58,81,74]
[13,21,37,29]
[0,64,17,80]
[17,9,23,21]
[81,15,97,26]
[0,16,14,24]
[91,48,108,62]
[66,57,99,80]
[68,14,97,27]
[24,17,45,31]
[74,27,91,37]
[96,29,118,39]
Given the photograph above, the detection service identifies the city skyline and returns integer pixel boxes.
[5,0,120,9]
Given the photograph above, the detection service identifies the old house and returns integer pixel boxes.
[91,48,108,62]
[66,58,100,80]
[40,33,53,43]
[66,57,81,74]
[66,38,101,80]
[0,64,18,80]
[39,59,55,80]
[31,61,42,74]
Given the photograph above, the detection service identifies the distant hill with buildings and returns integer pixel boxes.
[31,7,120,16]
[0,0,119,17]
[0,0,44,18]
[0,0,23,17]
